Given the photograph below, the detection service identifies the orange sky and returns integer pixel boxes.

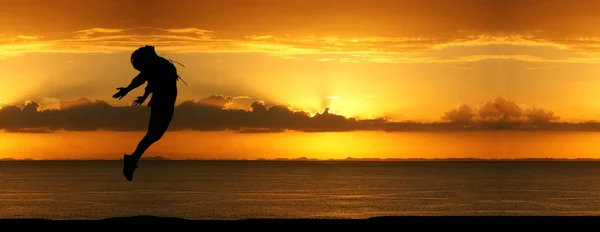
[3,130,600,160]
[2,0,600,159]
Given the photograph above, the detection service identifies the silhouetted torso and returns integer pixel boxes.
[143,57,178,107]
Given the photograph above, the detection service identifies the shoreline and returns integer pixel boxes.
[1,216,599,229]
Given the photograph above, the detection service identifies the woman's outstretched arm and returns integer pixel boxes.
[124,73,147,91]
[113,73,147,100]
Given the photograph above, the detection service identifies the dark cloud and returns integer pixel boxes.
[477,97,523,121]
[441,105,475,124]
[440,97,566,129]
[0,95,358,133]
[523,108,561,124]
[1,95,599,133]
[197,95,233,108]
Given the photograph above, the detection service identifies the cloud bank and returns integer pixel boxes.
[1,96,599,133]
[2,25,600,63]
[6,1,600,62]
[2,27,494,63]
[440,97,563,129]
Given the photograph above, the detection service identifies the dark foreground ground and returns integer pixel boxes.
[1,216,600,230]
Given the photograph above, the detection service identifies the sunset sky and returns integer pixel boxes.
[3,0,600,160]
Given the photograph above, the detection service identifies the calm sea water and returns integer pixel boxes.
[1,161,600,219]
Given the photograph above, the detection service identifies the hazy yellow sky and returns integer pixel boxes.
[3,0,600,159]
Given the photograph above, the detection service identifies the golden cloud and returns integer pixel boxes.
[3,27,600,63]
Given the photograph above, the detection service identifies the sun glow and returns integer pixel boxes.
[322,95,382,119]
[0,82,39,106]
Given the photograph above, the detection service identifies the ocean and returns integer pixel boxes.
[1,161,600,219]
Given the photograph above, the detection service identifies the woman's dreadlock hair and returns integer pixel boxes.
[164,56,188,86]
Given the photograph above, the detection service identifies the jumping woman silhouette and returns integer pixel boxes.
[113,45,185,181]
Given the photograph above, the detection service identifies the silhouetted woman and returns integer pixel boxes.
[113,45,185,181]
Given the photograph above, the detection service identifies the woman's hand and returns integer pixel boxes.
[132,96,147,106]
[113,87,129,100]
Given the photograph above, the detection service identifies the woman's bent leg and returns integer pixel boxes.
[123,104,174,181]
[131,105,174,162]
